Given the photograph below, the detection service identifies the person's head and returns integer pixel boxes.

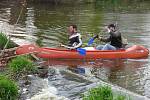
[68,24,77,34]
[107,24,116,32]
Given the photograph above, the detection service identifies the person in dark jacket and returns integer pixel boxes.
[60,25,82,49]
[95,24,123,50]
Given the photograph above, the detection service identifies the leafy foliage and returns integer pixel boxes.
[0,75,18,100]
[82,86,129,100]
[8,56,37,80]
[0,32,18,49]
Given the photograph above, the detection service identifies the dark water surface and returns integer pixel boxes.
[1,0,150,99]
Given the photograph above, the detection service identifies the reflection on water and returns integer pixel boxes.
[0,0,150,98]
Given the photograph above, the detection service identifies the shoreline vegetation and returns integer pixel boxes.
[0,32,18,67]
[82,86,129,100]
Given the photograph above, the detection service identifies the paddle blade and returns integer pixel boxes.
[88,37,95,46]
[77,48,86,56]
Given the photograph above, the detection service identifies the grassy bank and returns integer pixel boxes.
[82,86,130,100]
[0,75,18,100]
[0,32,18,49]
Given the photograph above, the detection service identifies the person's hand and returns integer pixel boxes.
[58,43,67,49]
[99,36,102,40]
[59,43,63,47]
[93,34,99,39]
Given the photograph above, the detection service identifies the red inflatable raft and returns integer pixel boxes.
[16,44,149,59]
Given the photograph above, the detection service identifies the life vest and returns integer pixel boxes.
[68,33,82,48]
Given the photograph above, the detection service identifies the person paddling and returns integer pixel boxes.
[60,24,82,49]
[95,24,123,50]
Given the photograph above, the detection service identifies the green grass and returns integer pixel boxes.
[0,32,18,49]
[0,75,18,100]
[8,56,37,80]
[82,86,130,100]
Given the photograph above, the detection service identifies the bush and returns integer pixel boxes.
[8,56,36,79]
[0,32,18,49]
[82,86,129,100]
[0,75,18,100]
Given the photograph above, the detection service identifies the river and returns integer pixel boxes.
[0,0,150,99]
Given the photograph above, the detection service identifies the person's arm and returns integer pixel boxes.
[94,34,111,42]
[100,36,111,42]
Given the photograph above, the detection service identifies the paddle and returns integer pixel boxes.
[77,48,86,56]
[88,37,95,46]
[88,35,99,46]
[77,34,101,56]
[77,35,99,55]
